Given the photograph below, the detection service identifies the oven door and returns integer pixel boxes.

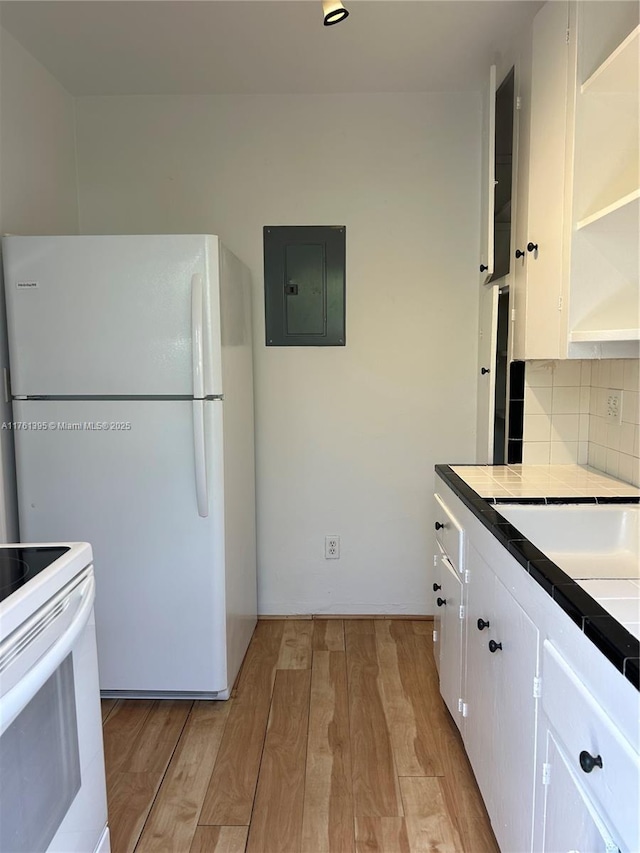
[0,568,109,853]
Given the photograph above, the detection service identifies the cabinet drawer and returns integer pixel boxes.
[542,640,640,852]
[433,493,465,573]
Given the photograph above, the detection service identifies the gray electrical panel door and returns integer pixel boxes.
[263,226,345,346]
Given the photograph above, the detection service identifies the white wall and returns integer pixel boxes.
[0,28,79,235]
[75,92,481,615]
[0,27,79,542]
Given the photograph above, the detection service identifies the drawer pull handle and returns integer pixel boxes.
[434,522,445,531]
[433,583,442,591]
[579,751,603,773]
[477,618,490,631]
[488,640,502,653]
[436,597,447,607]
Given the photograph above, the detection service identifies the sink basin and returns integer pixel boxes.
[497,504,640,579]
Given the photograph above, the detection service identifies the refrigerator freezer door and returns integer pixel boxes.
[2,235,222,397]
[13,398,228,694]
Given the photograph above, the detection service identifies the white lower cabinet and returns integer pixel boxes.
[433,492,466,717]
[463,545,498,813]
[540,731,619,853]
[437,552,464,727]
[463,545,539,853]
[534,731,618,853]
[535,640,640,853]
[490,576,539,853]
[433,480,639,853]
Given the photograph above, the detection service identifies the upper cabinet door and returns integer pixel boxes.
[475,282,499,464]
[523,0,571,359]
[479,65,497,286]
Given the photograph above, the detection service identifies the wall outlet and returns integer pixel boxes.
[325,535,340,559]
[606,389,623,425]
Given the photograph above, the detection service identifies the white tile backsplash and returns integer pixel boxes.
[623,391,640,425]
[553,360,582,387]
[620,422,635,455]
[605,447,620,478]
[610,360,625,390]
[522,442,551,464]
[551,414,580,442]
[618,452,640,485]
[579,386,590,414]
[579,415,590,443]
[523,413,552,442]
[606,422,622,451]
[525,386,553,416]
[623,359,639,392]
[550,441,579,464]
[525,361,554,387]
[523,359,640,487]
[552,385,581,414]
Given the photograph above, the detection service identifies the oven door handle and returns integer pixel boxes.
[0,574,95,736]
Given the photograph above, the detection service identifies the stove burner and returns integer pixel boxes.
[0,556,31,593]
[0,547,71,604]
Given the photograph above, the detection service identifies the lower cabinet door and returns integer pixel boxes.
[463,546,497,815]
[438,555,464,726]
[542,731,618,853]
[491,576,539,853]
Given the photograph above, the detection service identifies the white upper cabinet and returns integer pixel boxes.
[513,0,573,361]
[512,0,639,360]
[566,4,639,356]
[479,65,497,285]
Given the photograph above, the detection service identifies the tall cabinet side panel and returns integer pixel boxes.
[218,244,258,686]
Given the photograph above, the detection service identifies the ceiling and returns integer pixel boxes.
[0,1,542,96]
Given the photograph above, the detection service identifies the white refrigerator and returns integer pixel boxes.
[2,234,257,698]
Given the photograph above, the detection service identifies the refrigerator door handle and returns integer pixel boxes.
[192,400,209,518]
[191,273,205,400]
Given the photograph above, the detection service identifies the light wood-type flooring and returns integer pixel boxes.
[101,619,499,853]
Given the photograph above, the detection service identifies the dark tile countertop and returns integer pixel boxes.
[435,464,640,691]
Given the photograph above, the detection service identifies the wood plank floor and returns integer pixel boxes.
[102,619,499,853]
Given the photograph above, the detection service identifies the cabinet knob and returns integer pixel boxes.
[579,751,603,773]
[481,367,491,375]
[477,618,490,631]
[434,522,445,530]
[527,242,538,253]
[433,583,442,591]
[479,264,488,272]
[515,249,525,259]
[488,640,502,653]
[436,597,447,607]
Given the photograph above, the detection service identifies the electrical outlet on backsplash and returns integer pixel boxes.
[522,359,640,486]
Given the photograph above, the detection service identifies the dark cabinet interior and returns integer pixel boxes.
[490,68,515,284]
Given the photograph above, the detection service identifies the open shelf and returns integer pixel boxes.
[570,328,640,343]
[581,25,640,94]
[576,188,640,231]
[569,283,640,343]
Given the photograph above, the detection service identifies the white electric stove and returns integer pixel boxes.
[0,542,110,853]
